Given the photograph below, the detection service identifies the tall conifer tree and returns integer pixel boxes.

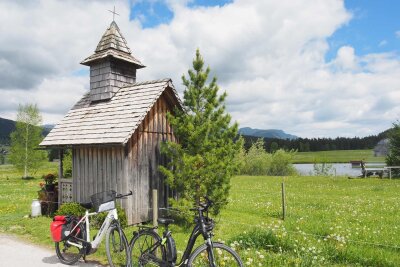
[160,49,241,215]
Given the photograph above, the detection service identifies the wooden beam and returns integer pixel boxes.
[58,149,64,206]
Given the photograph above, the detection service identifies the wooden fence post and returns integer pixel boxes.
[153,189,158,229]
[281,182,286,220]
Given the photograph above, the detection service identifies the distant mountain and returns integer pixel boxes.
[43,124,55,131]
[0,117,16,144]
[239,127,298,140]
[0,117,53,145]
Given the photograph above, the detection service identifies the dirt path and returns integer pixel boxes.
[0,234,103,266]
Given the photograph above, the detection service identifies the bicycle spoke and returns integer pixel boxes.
[188,243,243,267]
[131,231,166,267]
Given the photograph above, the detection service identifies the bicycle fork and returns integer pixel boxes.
[205,238,216,267]
[113,223,125,252]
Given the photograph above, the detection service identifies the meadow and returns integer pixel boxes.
[293,149,385,163]
[0,163,399,266]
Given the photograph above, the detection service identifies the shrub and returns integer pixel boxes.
[91,204,127,228]
[242,139,271,175]
[239,139,297,176]
[55,202,86,217]
[269,149,297,176]
[63,150,72,178]
[55,202,128,228]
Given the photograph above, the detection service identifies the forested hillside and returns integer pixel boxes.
[242,129,390,152]
[0,117,53,145]
[0,118,15,144]
[239,127,298,139]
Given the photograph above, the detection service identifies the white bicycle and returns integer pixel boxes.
[51,190,132,266]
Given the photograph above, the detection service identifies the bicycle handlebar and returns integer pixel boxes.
[116,190,133,199]
[190,196,214,212]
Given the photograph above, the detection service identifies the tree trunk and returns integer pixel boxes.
[24,123,29,178]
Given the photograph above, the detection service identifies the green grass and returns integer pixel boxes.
[293,149,385,163]
[1,163,399,266]
[0,163,59,249]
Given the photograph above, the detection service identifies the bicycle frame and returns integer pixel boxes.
[139,221,213,267]
[66,208,118,251]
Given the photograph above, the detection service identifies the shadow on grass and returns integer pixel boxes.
[21,176,35,180]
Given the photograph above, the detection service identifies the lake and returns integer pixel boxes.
[293,163,361,176]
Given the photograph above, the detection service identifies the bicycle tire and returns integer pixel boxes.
[129,230,167,267]
[187,242,244,267]
[55,223,86,265]
[106,224,130,267]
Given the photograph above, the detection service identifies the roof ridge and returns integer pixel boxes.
[122,78,171,88]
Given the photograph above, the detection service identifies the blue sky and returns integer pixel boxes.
[130,0,400,60]
[326,0,400,60]
[130,0,233,28]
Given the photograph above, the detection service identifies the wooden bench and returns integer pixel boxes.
[361,162,386,178]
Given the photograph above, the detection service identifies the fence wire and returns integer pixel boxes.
[32,196,400,250]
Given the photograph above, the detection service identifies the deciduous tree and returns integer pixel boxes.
[9,104,46,178]
[386,122,400,177]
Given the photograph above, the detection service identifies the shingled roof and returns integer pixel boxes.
[81,21,144,68]
[40,79,181,147]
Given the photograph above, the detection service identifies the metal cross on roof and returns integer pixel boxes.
[108,6,120,21]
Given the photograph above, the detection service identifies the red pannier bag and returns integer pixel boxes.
[50,215,66,242]
[50,215,79,242]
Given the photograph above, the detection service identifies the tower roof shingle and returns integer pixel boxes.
[80,21,145,68]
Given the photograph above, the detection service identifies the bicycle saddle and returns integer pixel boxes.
[157,218,174,226]
[80,202,93,209]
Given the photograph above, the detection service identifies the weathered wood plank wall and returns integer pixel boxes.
[72,146,125,204]
[126,90,176,224]
[71,88,177,225]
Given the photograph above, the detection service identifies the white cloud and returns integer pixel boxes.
[0,0,399,138]
[379,40,387,47]
[0,76,88,123]
[396,30,400,38]
[332,46,358,71]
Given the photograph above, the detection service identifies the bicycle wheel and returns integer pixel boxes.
[55,223,86,265]
[129,230,166,267]
[188,242,244,267]
[106,224,129,267]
